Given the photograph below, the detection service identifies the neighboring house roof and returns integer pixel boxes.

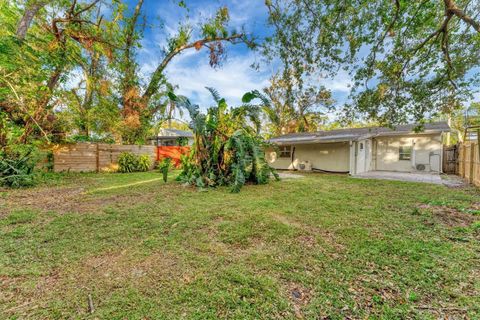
[150,128,194,140]
[269,122,450,145]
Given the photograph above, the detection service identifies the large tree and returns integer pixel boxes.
[116,2,254,143]
[0,0,118,145]
[264,0,480,125]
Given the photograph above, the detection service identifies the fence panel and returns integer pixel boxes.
[157,146,190,167]
[457,142,479,187]
[53,143,156,172]
[53,143,98,172]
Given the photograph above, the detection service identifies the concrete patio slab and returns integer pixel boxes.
[353,171,443,184]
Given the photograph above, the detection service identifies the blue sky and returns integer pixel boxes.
[130,0,353,111]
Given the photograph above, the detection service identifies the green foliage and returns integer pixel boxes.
[264,0,480,124]
[137,154,152,172]
[158,158,172,183]
[243,74,332,136]
[0,146,38,188]
[117,152,151,173]
[172,89,279,193]
[68,135,115,144]
[176,136,189,146]
[117,152,139,173]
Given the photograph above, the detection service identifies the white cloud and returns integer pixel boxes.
[164,51,270,108]
[319,70,353,93]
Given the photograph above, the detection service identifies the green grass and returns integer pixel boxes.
[0,172,479,319]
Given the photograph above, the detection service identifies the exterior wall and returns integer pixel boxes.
[266,142,350,172]
[373,134,442,172]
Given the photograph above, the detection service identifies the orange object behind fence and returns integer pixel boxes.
[157,146,190,167]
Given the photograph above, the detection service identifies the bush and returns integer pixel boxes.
[117,152,139,173]
[0,147,38,188]
[117,152,151,173]
[137,154,152,172]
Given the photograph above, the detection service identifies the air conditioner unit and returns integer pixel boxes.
[298,160,312,171]
[415,163,431,171]
[416,164,426,171]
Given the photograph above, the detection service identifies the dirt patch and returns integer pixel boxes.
[285,282,312,319]
[296,235,316,248]
[1,183,174,216]
[4,187,86,213]
[418,204,478,228]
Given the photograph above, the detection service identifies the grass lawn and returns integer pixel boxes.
[1,171,479,319]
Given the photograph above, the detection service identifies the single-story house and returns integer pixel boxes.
[148,128,193,146]
[266,122,451,174]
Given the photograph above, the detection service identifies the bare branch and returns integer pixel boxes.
[142,34,246,102]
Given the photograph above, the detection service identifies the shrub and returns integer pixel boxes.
[117,152,139,173]
[158,158,172,182]
[0,146,38,188]
[137,154,152,172]
[117,152,151,173]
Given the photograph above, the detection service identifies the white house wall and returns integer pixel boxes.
[374,134,442,172]
[266,142,350,172]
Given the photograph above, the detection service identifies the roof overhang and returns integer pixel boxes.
[270,129,447,145]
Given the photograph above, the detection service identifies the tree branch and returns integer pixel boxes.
[142,34,246,102]
[445,0,480,32]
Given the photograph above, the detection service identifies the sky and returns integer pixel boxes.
[131,0,353,112]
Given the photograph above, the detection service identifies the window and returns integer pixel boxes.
[279,146,292,158]
[399,146,412,160]
[359,143,364,150]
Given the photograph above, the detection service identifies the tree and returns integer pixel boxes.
[243,74,333,137]
[0,0,118,145]
[264,0,480,125]
[116,2,254,144]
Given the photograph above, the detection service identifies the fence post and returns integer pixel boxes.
[96,143,100,173]
[469,143,474,184]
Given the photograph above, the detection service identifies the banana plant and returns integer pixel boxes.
[169,88,279,192]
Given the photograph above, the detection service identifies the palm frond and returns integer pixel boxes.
[205,86,222,103]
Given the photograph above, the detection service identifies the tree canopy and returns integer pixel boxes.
[264,0,480,125]
[0,0,253,148]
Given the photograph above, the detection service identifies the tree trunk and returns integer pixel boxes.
[16,1,46,40]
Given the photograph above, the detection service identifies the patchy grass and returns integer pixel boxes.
[0,172,479,319]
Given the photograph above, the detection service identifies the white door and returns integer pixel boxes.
[356,140,366,173]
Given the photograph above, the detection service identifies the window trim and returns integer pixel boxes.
[399,145,412,161]
[279,145,292,158]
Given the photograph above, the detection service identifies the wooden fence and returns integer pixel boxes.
[443,145,458,174]
[458,141,480,187]
[53,143,156,172]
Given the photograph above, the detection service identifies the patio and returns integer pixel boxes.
[353,171,464,187]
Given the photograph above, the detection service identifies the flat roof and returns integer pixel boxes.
[149,128,194,140]
[269,122,450,145]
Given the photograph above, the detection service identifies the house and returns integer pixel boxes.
[148,128,193,146]
[266,122,451,175]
